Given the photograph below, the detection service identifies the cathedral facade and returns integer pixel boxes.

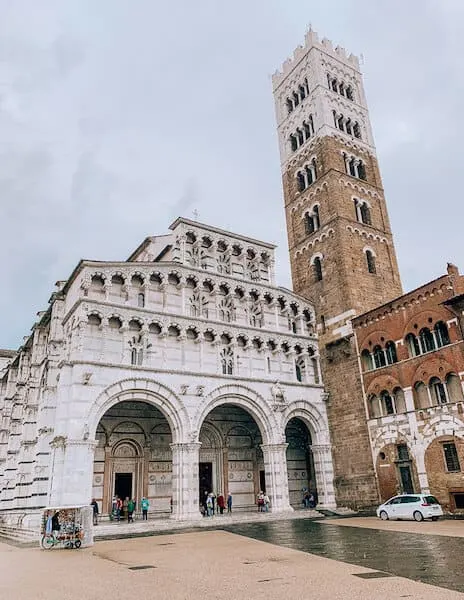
[0,217,335,535]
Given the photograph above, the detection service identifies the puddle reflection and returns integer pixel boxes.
[223,519,464,593]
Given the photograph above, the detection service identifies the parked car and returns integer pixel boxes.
[376,494,443,522]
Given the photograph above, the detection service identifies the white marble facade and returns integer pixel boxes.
[0,218,335,532]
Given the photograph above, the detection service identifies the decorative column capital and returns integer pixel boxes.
[260,442,289,454]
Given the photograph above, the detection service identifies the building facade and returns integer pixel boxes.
[0,218,335,534]
[272,30,403,506]
[353,264,464,513]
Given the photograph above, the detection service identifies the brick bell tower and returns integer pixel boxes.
[272,30,403,507]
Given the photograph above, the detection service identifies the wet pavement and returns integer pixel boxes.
[223,518,464,594]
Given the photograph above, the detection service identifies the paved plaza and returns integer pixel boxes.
[2,518,464,599]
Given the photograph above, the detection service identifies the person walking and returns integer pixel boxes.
[217,493,225,515]
[116,497,122,522]
[91,499,99,526]
[227,492,232,513]
[141,497,149,521]
[127,498,135,523]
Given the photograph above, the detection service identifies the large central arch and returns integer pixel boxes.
[192,384,276,444]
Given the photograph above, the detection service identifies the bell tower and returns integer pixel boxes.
[273,30,402,507]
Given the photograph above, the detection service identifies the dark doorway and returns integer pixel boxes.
[399,466,414,494]
[259,470,266,493]
[115,472,133,500]
[199,462,212,504]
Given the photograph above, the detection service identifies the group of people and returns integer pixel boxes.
[302,489,317,509]
[256,491,270,512]
[202,491,232,516]
[90,496,150,525]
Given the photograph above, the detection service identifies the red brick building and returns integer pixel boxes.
[353,264,464,512]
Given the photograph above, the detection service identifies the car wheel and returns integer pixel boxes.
[413,511,424,522]
[379,510,389,521]
[431,516,439,522]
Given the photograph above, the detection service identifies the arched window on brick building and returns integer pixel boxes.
[435,321,451,347]
[385,341,398,364]
[430,376,448,405]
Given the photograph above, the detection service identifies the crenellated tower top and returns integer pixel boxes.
[272,29,360,90]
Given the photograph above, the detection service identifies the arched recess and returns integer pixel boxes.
[285,417,316,507]
[282,404,334,508]
[375,441,419,502]
[93,399,176,517]
[88,378,190,443]
[198,403,265,511]
[193,384,275,445]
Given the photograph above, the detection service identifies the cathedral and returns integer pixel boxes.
[0,216,334,535]
[2,29,464,538]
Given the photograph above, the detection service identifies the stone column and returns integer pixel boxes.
[170,442,202,521]
[50,437,98,507]
[310,444,336,508]
[260,443,293,513]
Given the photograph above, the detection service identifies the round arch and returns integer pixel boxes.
[88,378,190,444]
[282,402,329,445]
[193,384,276,445]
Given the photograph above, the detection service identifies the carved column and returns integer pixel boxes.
[170,442,202,520]
[260,443,293,513]
[310,444,336,508]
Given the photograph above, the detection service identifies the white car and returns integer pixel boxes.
[376,494,443,522]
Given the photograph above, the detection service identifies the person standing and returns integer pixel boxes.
[257,491,265,512]
[127,498,135,523]
[227,492,232,513]
[91,499,99,525]
[264,493,270,513]
[141,497,149,521]
[217,493,225,515]
[206,493,214,517]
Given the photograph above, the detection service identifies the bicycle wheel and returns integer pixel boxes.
[41,535,54,550]
[74,539,82,549]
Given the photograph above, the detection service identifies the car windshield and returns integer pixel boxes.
[424,495,439,504]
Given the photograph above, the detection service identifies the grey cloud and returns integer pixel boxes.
[0,0,463,348]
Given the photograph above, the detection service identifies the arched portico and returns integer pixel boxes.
[50,379,200,520]
[283,404,335,509]
[194,385,292,513]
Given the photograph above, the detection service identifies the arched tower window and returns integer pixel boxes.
[366,250,376,274]
[313,256,323,282]
[305,206,320,234]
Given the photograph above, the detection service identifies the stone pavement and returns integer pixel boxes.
[93,508,326,539]
[1,529,463,600]
[321,516,464,537]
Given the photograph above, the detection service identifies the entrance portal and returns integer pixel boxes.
[115,472,133,500]
[93,400,173,516]
[199,462,213,504]
[285,417,317,508]
[199,404,264,511]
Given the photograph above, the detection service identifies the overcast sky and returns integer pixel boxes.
[0,0,463,349]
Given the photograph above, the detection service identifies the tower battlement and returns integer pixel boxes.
[272,29,360,90]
